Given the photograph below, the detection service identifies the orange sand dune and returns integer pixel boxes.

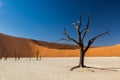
[0,33,120,57]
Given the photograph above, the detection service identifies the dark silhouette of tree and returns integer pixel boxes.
[29,54,32,60]
[14,50,17,61]
[18,53,20,60]
[39,53,42,60]
[3,46,8,60]
[14,50,21,61]
[0,40,8,60]
[29,52,33,60]
[3,44,8,60]
[36,51,39,60]
[62,14,110,70]
[35,50,42,60]
[0,40,3,60]
[15,53,17,61]
[4,53,8,60]
[0,56,2,60]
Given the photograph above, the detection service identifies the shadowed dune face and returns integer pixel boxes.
[31,40,79,49]
[0,33,120,57]
[0,33,34,57]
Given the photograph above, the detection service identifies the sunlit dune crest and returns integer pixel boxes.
[0,33,120,57]
[114,44,120,46]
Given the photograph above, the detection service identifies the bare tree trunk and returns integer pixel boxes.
[4,57,7,60]
[37,56,38,60]
[18,56,20,60]
[29,56,31,60]
[4,53,8,60]
[71,49,86,70]
[18,54,20,60]
[79,50,86,67]
[15,53,17,61]
[0,55,2,60]
[40,55,41,60]
[15,57,17,61]
[36,51,39,60]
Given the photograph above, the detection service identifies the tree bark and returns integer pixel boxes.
[79,49,86,67]
[70,49,86,70]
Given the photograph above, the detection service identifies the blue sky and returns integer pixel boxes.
[0,0,120,46]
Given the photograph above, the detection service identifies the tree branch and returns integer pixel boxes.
[77,15,82,43]
[72,14,82,29]
[70,65,80,71]
[84,31,110,52]
[81,15,90,41]
[72,15,83,47]
[64,28,79,44]
[56,38,71,42]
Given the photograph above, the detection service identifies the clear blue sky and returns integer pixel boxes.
[0,0,120,46]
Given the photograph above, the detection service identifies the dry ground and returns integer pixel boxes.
[0,57,120,80]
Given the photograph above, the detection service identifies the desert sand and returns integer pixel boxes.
[0,57,120,80]
[0,33,120,80]
[0,33,120,57]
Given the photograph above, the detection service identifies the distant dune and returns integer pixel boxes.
[0,33,120,57]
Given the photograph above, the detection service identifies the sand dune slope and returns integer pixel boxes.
[0,33,120,57]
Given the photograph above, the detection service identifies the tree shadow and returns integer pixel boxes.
[84,66,120,71]
[70,65,120,72]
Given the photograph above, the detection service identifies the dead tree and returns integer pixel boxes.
[18,54,20,60]
[14,50,17,61]
[4,53,8,60]
[3,45,8,60]
[29,54,32,60]
[40,54,41,60]
[0,40,3,60]
[0,56,2,60]
[62,15,110,70]
[36,51,39,60]
[0,40,8,60]
[29,52,33,60]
